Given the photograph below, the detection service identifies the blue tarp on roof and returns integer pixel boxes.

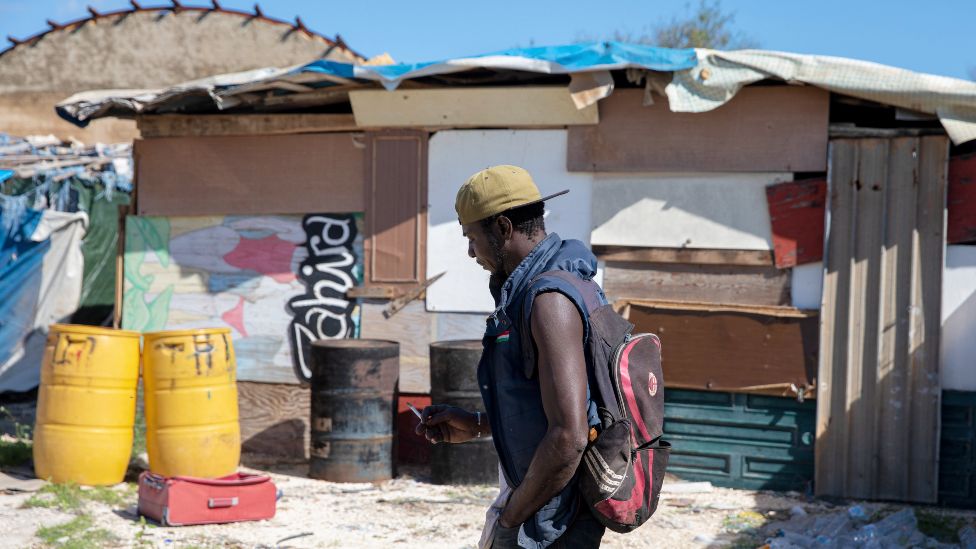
[299,42,698,89]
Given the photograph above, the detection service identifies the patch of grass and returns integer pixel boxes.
[24,483,85,510]
[23,482,135,511]
[916,509,968,543]
[0,405,33,468]
[0,437,32,468]
[35,514,115,548]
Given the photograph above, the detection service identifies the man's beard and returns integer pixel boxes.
[486,231,507,279]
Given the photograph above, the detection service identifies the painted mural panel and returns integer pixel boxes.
[123,214,362,384]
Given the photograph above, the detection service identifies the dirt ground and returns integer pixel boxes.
[3,399,975,548]
[3,459,975,549]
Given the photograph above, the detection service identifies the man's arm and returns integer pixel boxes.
[499,291,589,528]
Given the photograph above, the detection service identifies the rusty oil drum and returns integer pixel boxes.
[430,340,499,484]
[309,339,399,482]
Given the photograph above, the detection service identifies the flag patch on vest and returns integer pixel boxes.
[496,331,511,343]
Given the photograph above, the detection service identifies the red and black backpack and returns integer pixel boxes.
[533,271,671,533]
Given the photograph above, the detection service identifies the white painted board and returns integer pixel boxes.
[942,245,976,391]
[590,173,792,250]
[791,261,824,310]
[426,130,593,313]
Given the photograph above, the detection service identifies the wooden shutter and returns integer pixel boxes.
[363,130,427,286]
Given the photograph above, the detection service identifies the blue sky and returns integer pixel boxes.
[1,0,974,80]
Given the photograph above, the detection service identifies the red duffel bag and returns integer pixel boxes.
[138,471,277,526]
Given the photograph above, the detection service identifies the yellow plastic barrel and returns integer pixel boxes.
[33,324,141,485]
[142,328,240,477]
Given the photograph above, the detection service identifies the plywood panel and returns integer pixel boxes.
[238,381,310,460]
[947,153,976,244]
[627,303,818,398]
[766,178,827,268]
[816,137,947,503]
[134,133,365,216]
[426,130,593,313]
[591,173,790,250]
[593,246,773,266]
[350,87,598,127]
[365,131,427,284]
[603,261,791,307]
[359,301,433,393]
[568,87,829,172]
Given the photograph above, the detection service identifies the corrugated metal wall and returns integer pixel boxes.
[816,136,948,503]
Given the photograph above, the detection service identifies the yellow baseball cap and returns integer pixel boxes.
[455,165,569,225]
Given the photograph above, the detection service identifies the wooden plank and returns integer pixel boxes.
[134,133,365,216]
[602,261,792,307]
[947,153,976,244]
[876,138,916,500]
[815,139,857,499]
[113,205,129,329]
[766,178,827,268]
[621,299,815,318]
[626,303,818,399]
[238,381,310,461]
[908,136,947,502]
[136,114,360,137]
[816,137,946,503]
[592,245,773,266]
[844,139,886,497]
[349,87,598,127]
[568,87,829,173]
[346,286,398,299]
[364,131,427,285]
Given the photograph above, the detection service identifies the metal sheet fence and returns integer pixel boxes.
[816,137,948,503]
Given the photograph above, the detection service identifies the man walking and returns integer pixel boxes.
[418,165,606,549]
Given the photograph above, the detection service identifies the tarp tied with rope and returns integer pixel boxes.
[0,134,132,392]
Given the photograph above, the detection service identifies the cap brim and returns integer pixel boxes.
[523,188,569,208]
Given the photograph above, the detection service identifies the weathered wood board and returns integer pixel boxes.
[766,178,827,268]
[134,133,365,216]
[238,381,311,460]
[603,261,792,307]
[948,153,976,244]
[568,87,829,173]
[626,301,818,398]
[350,87,598,127]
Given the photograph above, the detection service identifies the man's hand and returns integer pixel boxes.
[415,404,489,444]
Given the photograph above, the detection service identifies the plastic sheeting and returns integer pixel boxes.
[54,42,976,144]
[665,49,976,145]
[56,42,697,125]
[0,209,88,393]
[3,177,130,324]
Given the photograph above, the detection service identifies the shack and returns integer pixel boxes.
[57,42,976,506]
